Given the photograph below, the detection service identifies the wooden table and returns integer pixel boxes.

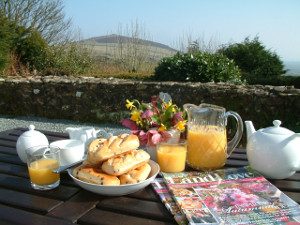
[0,127,299,225]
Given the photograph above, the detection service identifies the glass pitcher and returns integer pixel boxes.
[184,103,243,171]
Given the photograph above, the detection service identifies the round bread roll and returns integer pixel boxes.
[73,165,120,186]
[102,149,150,176]
[87,134,140,165]
[119,163,151,184]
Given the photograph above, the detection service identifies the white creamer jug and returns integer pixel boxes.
[66,126,110,146]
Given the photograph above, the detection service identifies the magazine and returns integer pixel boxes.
[160,166,300,225]
[151,178,188,225]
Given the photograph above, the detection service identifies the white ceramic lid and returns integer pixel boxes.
[260,120,294,135]
[21,125,47,138]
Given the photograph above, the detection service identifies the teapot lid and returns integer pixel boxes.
[21,125,47,138]
[260,120,294,135]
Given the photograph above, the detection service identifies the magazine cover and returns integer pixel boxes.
[161,166,300,225]
[151,178,188,225]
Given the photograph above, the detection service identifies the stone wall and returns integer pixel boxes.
[0,76,299,135]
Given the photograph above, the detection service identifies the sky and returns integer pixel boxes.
[63,0,300,62]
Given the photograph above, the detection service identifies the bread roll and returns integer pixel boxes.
[73,165,120,186]
[102,150,150,176]
[87,134,140,165]
[119,163,151,184]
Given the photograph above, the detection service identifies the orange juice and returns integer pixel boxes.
[187,125,227,170]
[28,158,60,185]
[157,143,187,172]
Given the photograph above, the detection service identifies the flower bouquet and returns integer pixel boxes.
[121,92,186,147]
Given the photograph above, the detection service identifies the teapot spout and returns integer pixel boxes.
[245,121,256,140]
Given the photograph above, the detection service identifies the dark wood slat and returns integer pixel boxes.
[0,204,73,225]
[0,133,19,141]
[0,162,78,186]
[0,139,16,148]
[48,136,68,143]
[0,152,23,165]
[229,153,248,160]
[17,127,69,139]
[0,146,17,155]
[0,133,64,144]
[0,173,79,201]
[284,191,300,204]
[5,128,67,143]
[0,129,16,137]
[79,208,175,225]
[233,148,247,154]
[59,172,78,186]
[6,128,29,136]
[271,180,300,192]
[47,190,100,222]
[0,187,62,214]
[8,127,69,140]
[0,162,28,178]
[128,185,160,202]
[225,159,249,167]
[286,173,300,181]
[97,196,174,222]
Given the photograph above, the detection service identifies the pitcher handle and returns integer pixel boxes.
[225,111,243,157]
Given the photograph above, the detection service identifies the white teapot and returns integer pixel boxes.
[245,120,300,179]
[16,125,49,163]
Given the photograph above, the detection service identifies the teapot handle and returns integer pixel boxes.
[225,111,244,157]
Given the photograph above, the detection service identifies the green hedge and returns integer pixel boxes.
[152,52,241,83]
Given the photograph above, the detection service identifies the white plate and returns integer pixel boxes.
[67,160,160,196]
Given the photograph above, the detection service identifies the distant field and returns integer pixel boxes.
[85,43,177,62]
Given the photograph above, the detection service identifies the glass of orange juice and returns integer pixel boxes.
[26,145,60,190]
[157,141,187,173]
[184,103,243,171]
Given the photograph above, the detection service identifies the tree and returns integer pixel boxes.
[218,37,286,83]
[0,13,11,71]
[0,0,72,44]
[0,12,50,74]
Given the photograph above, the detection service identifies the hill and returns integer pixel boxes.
[83,34,177,52]
[80,34,178,61]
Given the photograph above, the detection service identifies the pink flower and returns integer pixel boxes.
[172,112,184,126]
[160,131,171,142]
[141,109,154,119]
[121,118,139,130]
[147,130,162,146]
[135,130,148,146]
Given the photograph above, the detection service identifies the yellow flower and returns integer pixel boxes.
[175,120,187,132]
[163,101,172,109]
[130,110,141,122]
[158,124,167,132]
[126,99,135,110]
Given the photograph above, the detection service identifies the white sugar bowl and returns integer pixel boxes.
[16,125,49,163]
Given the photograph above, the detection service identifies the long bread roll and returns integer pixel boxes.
[119,163,151,184]
[102,150,150,176]
[73,165,120,186]
[87,134,139,165]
